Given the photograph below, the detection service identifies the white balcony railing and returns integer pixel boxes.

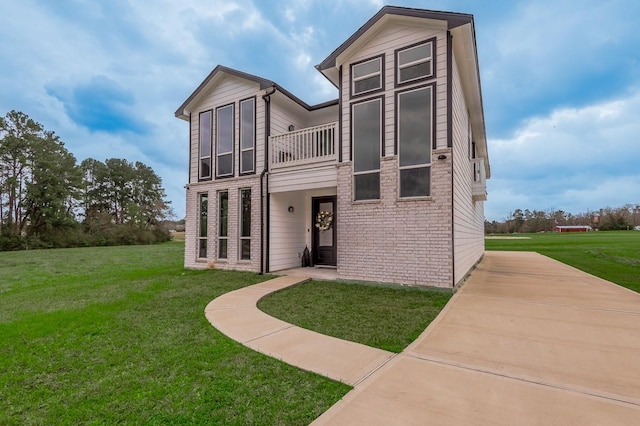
[472,158,487,201]
[270,122,337,169]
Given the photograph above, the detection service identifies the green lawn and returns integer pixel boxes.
[486,231,640,293]
[0,243,349,425]
[10,231,630,424]
[258,281,451,353]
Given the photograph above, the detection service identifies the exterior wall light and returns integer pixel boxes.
[288,206,295,213]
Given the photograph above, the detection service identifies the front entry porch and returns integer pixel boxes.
[268,188,337,273]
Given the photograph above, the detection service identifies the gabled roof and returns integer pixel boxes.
[174,66,269,120]
[316,6,473,75]
[174,65,337,120]
[313,5,488,178]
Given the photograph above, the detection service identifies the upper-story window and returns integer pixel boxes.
[240,98,255,174]
[352,97,382,200]
[396,39,434,86]
[397,85,433,197]
[351,55,384,97]
[216,104,234,178]
[198,111,212,180]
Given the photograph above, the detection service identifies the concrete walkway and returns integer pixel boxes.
[205,251,640,425]
[204,275,395,385]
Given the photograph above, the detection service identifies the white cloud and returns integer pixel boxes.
[285,7,296,22]
[486,90,640,220]
[312,73,338,99]
[3,0,640,223]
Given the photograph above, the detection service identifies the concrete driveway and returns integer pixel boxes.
[314,251,640,425]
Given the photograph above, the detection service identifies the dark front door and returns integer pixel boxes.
[312,196,337,266]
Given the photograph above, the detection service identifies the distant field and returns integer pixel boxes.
[486,231,640,293]
[171,231,185,241]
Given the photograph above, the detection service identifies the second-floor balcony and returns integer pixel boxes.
[270,121,337,170]
[472,158,487,201]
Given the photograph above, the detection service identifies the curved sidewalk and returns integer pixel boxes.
[204,275,395,385]
[205,252,640,425]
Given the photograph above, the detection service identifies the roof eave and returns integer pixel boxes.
[317,6,473,72]
[174,65,274,119]
[451,22,490,178]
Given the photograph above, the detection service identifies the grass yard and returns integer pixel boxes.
[258,281,452,353]
[486,231,640,293]
[0,243,350,425]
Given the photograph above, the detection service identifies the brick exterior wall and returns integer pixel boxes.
[336,148,453,288]
[184,175,263,272]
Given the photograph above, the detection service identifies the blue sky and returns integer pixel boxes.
[1,0,639,221]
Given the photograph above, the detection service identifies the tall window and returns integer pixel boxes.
[198,193,208,258]
[216,104,234,178]
[239,188,251,260]
[397,85,433,197]
[240,98,255,174]
[352,98,382,200]
[351,55,383,97]
[218,191,228,259]
[198,111,212,180]
[396,40,434,86]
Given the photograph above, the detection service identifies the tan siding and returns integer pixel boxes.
[340,23,448,163]
[270,100,307,136]
[188,75,264,183]
[269,192,307,271]
[451,52,485,285]
[269,166,337,193]
[269,188,337,272]
[307,104,339,127]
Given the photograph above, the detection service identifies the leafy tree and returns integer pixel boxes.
[81,158,172,229]
[0,110,81,237]
[1,110,172,250]
[24,131,83,233]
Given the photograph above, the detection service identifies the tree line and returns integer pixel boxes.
[485,204,640,234]
[0,110,173,250]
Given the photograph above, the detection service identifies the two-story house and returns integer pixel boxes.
[174,5,490,288]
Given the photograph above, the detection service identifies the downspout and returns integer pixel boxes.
[260,85,276,274]
[447,30,456,289]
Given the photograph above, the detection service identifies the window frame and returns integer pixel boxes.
[395,38,436,87]
[197,192,208,259]
[350,54,385,99]
[395,83,435,198]
[239,188,251,261]
[217,190,228,260]
[215,103,235,179]
[198,110,212,181]
[350,95,384,201]
[239,97,256,175]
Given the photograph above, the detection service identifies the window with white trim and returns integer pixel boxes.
[239,188,251,260]
[198,193,208,258]
[218,191,228,259]
[216,104,234,178]
[240,98,255,174]
[396,41,433,85]
[352,98,382,200]
[198,111,212,180]
[351,56,383,97]
[397,86,432,197]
